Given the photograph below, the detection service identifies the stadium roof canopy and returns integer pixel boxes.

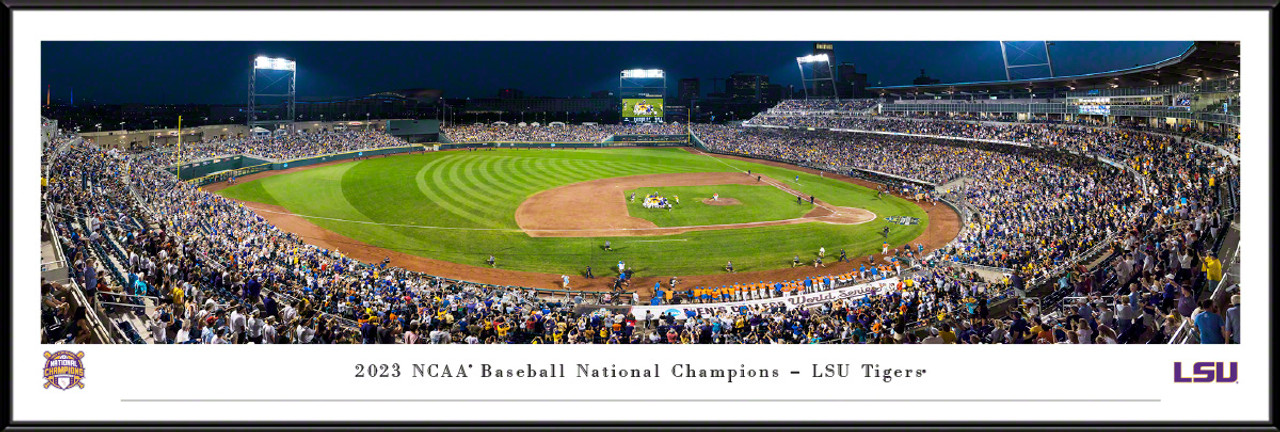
[869,41,1239,97]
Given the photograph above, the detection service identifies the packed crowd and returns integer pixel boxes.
[695,110,1238,343]
[138,130,410,166]
[746,112,1241,165]
[442,123,686,143]
[692,125,982,184]
[874,113,1241,157]
[768,99,880,112]
[41,106,1238,343]
[695,124,1141,277]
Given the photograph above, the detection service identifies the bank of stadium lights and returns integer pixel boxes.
[797,54,829,63]
[249,56,296,127]
[254,56,295,71]
[622,69,664,78]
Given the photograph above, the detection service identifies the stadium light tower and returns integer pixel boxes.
[619,69,667,124]
[1000,41,1055,81]
[248,56,297,130]
[796,54,838,101]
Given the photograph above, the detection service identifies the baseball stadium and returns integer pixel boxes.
[39,41,1241,345]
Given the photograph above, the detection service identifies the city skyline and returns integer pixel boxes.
[42,40,1192,105]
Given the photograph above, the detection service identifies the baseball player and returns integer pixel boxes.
[585,266,594,279]
[814,256,825,268]
[604,240,613,251]
[809,195,815,204]
[819,247,825,258]
[487,255,496,267]
[792,255,801,268]
[618,260,625,274]
[561,275,570,289]
[840,248,848,262]
[725,261,735,273]
[795,175,800,184]
[797,195,802,205]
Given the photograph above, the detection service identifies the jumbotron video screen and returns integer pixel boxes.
[622,98,664,118]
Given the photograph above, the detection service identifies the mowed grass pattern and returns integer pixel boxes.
[624,184,814,227]
[217,148,928,275]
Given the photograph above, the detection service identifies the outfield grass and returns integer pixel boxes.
[216,147,928,275]
[623,184,813,227]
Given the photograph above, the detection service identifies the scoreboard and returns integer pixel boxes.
[622,98,664,118]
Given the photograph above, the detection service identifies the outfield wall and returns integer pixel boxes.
[185,144,428,187]
[438,142,602,150]
[171,154,271,180]
[439,134,692,149]
[604,134,690,147]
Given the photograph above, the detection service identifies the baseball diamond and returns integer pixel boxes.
[213,147,929,283]
[39,40,1241,347]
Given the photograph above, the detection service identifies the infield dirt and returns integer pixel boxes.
[514,172,874,237]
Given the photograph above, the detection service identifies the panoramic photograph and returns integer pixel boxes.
[39,40,1241,345]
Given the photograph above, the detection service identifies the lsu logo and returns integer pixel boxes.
[43,351,86,390]
[1173,361,1237,383]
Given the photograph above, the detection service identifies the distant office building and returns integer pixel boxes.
[764,84,784,104]
[836,63,870,99]
[728,73,769,103]
[678,78,701,103]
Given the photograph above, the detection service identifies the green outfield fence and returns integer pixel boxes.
[440,133,692,150]
[184,144,429,187]
[438,141,601,150]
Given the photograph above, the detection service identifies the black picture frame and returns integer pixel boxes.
[5,1,1276,431]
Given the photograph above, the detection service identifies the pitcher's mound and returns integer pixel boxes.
[702,197,742,206]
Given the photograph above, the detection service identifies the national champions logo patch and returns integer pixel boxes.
[43,350,86,390]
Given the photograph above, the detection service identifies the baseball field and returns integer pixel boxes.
[213,147,930,280]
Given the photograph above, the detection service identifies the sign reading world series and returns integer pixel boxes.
[885,215,920,225]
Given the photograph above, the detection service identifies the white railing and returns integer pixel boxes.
[1168,317,1199,344]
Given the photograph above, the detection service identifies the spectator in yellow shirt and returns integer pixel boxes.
[1202,253,1223,284]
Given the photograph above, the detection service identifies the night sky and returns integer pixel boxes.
[42,41,1192,105]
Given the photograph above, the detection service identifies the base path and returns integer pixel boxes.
[515,172,875,237]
